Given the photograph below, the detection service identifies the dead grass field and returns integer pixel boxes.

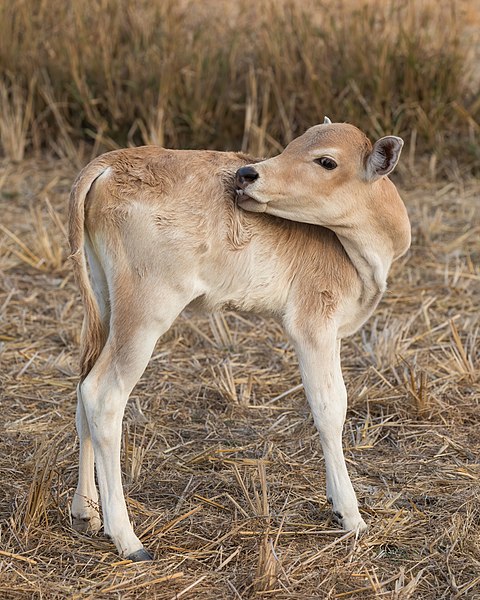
[0,157,478,598]
[1,0,479,598]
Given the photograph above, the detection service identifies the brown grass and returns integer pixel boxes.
[1,0,479,176]
[0,0,479,597]
[0,153,479,597]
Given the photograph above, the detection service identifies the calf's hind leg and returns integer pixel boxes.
[71,385,101,533]
[79,291,190,560]
[71,237,109,533]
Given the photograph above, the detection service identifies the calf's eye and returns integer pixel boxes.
[314,157,337,170]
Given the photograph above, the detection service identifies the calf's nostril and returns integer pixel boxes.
[236,165,259,188]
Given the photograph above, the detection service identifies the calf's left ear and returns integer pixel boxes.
[365,136,404,181]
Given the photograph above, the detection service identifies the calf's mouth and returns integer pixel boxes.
[235,188,268,213]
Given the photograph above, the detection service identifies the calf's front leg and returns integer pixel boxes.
[291,328,367,532]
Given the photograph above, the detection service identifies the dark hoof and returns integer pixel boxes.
[127,548,154,562]
[333,510,344,521]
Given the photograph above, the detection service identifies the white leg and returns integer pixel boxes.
[72,239,109,532]
[292,329,366,532]
[71,385,101,532]
[80,323,163,559]
[79,288,188,560]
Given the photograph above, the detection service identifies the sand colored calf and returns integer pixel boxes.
[68,119,411,560]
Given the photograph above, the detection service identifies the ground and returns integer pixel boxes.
[0,159,479,598]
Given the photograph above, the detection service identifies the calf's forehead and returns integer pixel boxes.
[286,124,373,158]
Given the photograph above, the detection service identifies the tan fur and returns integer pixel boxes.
[71,146,363,378]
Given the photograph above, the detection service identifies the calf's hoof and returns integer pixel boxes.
[127,548,154,562]
[333,511,367,534]
[72,513,102,534]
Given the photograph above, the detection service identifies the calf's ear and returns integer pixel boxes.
[365,136,404,181]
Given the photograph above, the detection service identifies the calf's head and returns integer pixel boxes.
[235,120,403,227]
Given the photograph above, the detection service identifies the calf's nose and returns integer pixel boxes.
[236,165,259,188]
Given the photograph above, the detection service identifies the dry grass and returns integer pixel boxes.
[0,0,479,597]
[0,155,479,598]
[1,0,479,175]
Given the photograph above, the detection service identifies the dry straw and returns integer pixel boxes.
[0,0,479,598]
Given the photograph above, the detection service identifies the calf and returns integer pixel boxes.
[69,119,411,560]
